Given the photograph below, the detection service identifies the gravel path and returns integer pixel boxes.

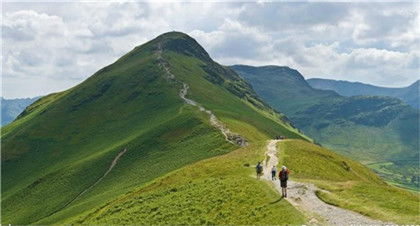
[156,42,247,147]
[264,140,393,225]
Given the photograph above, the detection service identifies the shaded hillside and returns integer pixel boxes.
[308,78,419,108]
[1,32,305,224]
[232,65,419,191]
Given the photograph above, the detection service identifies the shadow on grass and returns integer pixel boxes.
[269,197,283,205]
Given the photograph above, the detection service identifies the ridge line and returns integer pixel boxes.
[156,42,247,147]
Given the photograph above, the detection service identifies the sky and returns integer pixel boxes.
[2,1,419,98]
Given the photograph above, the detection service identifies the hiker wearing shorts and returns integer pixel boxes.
[279,166,290,198]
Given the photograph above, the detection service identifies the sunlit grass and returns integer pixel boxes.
[279,139,420,224]
[70,142,306,225]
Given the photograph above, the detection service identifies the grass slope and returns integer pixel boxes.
[1,32,304,224]
[279,140,420,224]
[47,138,418,224]
[64,142,306,225]
[232,65,419,191]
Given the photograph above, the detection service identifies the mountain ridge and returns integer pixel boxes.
[232,64,419,191]
[2,32,418,225]
[1,31,306,224]
[307,78,419,108]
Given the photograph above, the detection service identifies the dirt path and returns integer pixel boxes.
[156,42,247,147]
[38,148,128,221]
[263,140,392,225]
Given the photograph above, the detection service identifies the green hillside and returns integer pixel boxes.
[279,140,420,224]
[49,139,418,224]
[232,65,419,191]
[308,78,419,109]
[61,142,306,225]
[1,32,305,224]
[3,32,417,225]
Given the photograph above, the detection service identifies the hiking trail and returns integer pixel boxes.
[37,148,128,221]
[156,42,247,147]
[263,140,393,225]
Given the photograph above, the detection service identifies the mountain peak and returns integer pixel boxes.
[156,31,192,39]
[150,31,212,62]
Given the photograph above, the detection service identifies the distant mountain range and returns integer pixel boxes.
[1,97,39,126]
[307,78,419,108]
[1,32,418,224]
[232,65,419,191]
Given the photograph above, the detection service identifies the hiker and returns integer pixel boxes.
[279,165,290,198]
[256,162,263,179]
[271,166,277,181]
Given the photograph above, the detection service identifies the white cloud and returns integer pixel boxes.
[1,2,419,98]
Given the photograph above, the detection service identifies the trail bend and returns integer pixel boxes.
[156,42,247,147]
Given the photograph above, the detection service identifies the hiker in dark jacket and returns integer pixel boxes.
[271,166,277,181]
[256,162,263,179]
[279,166,290,197]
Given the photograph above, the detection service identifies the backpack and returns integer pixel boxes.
[280,169,288,180]
[257,164,263,173]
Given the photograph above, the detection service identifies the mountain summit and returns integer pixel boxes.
[2,32,418,225]
[153,31,213,62]
[1,32,305,224]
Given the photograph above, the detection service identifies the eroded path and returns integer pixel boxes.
[38,148,129,221]
[156,42,247,146]
[263,140,391,225]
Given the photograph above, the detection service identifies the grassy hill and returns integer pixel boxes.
[232,65,419,191]
[47,142,305,225]
[2,32,417,225]
[39,138,418,225]
[308,78,419,109]
[1,32,305,224]
[279,140,420,224]
[1,97,39,126]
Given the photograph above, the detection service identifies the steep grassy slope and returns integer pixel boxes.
[59,142,306,225]
[46,138,418,224]
[308,78,419,109]
[1,32,305,224]
[279,140,420,224]
[232,65,419,190]
[1,97,39,125]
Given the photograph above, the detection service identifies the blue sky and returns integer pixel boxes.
[2,1,419,98]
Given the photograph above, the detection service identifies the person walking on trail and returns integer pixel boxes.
[271,166,277,181]
[256,162,263,179]
[279,166,290,198]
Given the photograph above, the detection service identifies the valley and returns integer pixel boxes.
[232,65,419,192]
[1,32,418,225]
